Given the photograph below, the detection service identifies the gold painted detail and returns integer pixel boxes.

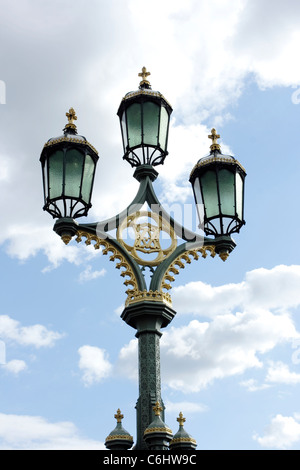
[125,289,172,308]
[75,230,138,297]
[115,409,123,423]
[170,437,197,444]
[123,89,172,109]
[177,412,186,427]
[144,402,173,435]
[138,66,151,87]
[61,234,72,245]
[219,251,229,262]
[161,245,216,291]
[189,155,246,179]
[117,211,177,267]
[144,426,173,435]
[208,127,221,151]
[43,136,98,155]
[153,401,163,416]
[105,434,133,442]
[65,107,77,131]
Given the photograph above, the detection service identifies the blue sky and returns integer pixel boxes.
[1,0,300,450]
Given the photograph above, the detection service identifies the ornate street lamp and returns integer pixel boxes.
[40,68,246,451]
[117,67,172,167]
[189,128,246,240]
[40,108,99,222]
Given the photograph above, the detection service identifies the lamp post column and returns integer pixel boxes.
[121,300,176,450]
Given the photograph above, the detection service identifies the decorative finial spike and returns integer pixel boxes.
[208,128,221,152]
[177,412,186,427]
[153,401,163,417]
[65,107,78,132]
[114,408,124,423]
[219,251,229,262]
[138,66,151,88]
[61,234,72,245]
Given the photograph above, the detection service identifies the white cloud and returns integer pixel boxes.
[265,361,300,385]
[0,413,104,450]
[78,345,112,386]
[117,265,300,392]
[160,311,297,392]
[0,315,64,348]
[117,339,138,382]
[2,359,27,375]
[239,379,270,392]
[165,400,208,414]
[253,414,300,449]
[172,265,300,317]
[78,265,106,282]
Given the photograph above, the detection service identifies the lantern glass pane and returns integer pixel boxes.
[127,102,142,147]
[65,149,84,198]
[121,111,128,149]
[143,101,159,146]
[159,106,169,151]
[218,168,235,216]
[193,177,204,226]
[236,171,243,220]
[49,150,63,199]
[82,154,95,203]
[201,170,219,218]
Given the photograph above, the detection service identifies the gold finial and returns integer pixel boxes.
[208,128,221,151]
[61,234,72,245]
[177,412,186,427]
[153,401,163,417]
[114,409,124,423]
[219,251,229,262]
[138,66,151,87]
[65,107,77,131]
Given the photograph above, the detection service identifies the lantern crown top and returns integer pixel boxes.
[42,108,98,156]
[208,128,221,152]
[119,68,172,110]
[138,66,151,89]
[153,401,163,417]
[114,409,124,424]
[177,412,186,427]
[64,107,78,134]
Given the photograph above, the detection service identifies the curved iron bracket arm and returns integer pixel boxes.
[53,165,236,307]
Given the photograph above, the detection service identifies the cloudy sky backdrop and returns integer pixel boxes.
[1,0,300,450]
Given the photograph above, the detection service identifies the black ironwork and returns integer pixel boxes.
[117,77,172,167]
[189,148,246,237]
[40,113,99,219]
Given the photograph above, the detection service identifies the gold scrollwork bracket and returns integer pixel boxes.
[75,230,139,297]
[160,245,216,292]
[125,289,172,308]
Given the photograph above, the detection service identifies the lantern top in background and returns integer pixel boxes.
[117,67,173,168]
[190,128,246,177]
[40,108,99,221]
[42,107,98,156]
[189,128,246,239]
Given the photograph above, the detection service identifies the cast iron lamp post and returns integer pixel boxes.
[40,67,246,451]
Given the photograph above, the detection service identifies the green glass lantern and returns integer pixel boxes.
[40,108,99,219]
[117,67,173,167]
[189,128,246,237]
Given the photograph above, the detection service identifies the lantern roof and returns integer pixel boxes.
[42,108,98,156]
[144,401,173,438]
[189,128,246,180]
[105,408,133,450]
[169,412,197,449]
[118,67,172,112]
